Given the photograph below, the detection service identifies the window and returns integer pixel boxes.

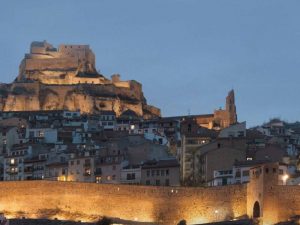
[151,170,155,176]
[96,176,101,183]
[96,176,101,184]
[161,170,165,176]
[85,159,90,165]
[10,159,15,165]
[38,130,44,137]
[156,180,160,186]
[112,175,116,180]
[29,131,34,138]
[159,138,163,145]
[165,179,170,186]
[166,169,169,176]
[273,168,277,173]
[85,169,91,175]
[112,165,116,170]
[242,170,249,177]
[156,170,160,176]
[77,160,80,165]
[265,168,269,174]
[146,180,150,185]
[146,170,150,177]
[127,173,136,180]
[188,124,192,132]
[279,169,284,175]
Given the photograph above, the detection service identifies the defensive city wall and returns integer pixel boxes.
[0,181,246,224]
[0,163,300,225]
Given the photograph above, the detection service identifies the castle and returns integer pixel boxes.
[0,41,237,129]
[18,41,116,85]
[0,41,161,118]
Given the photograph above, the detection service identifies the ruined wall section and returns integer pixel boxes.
[0,181,247,225]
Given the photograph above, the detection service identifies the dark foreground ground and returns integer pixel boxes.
[8,218,299,225]
[9,219,93,225]
[9,218,156,225]
[8,219,254,225]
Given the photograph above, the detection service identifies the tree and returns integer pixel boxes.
[96,217,112,225]
[177,220,187,225]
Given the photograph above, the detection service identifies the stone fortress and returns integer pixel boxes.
[0,41,238,130]
[0,41,161,118]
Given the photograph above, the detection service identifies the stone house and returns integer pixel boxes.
[140,158,180,186]
[193,138,247,186]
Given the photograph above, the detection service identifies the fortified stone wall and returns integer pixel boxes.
[24,58,79,71]
[274,186,300,223]
[0,181,247,225]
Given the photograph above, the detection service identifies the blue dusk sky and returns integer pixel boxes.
[0,0,299,127]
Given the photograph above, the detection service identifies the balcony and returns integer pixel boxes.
[83,172,91,176]
[24,168,33,173]
[7,171,18,175]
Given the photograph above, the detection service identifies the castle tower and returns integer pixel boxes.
[225,89,237,125]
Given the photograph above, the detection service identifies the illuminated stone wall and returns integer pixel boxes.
[274,186,300,223]
[245,162,300,225]
[0,181,246,225]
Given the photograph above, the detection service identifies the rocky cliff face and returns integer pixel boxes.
[0,41,161,118]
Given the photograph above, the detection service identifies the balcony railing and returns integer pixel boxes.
[83,173,91,176]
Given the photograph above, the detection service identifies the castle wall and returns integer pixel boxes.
[24,58,79,71]
[274,186,300,223]
[0,181,247,225]
[245,163,300,225]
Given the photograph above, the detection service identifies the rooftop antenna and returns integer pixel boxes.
[188,108,191,116]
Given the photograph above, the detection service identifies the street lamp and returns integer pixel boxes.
[282,174,289,185]
[214,210,219,221]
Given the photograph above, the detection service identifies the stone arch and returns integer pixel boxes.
[253,201,260,218]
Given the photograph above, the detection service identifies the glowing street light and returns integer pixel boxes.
[282,174,289,185]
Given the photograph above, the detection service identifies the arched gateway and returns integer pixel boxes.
[253,201,261,218]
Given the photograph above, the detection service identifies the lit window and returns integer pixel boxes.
[85,169,91,175]
[38,131,44,137]
[10,159,15,165]
[96,176,101,183]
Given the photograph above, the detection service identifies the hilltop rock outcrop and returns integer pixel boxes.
[0,41,160,118]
